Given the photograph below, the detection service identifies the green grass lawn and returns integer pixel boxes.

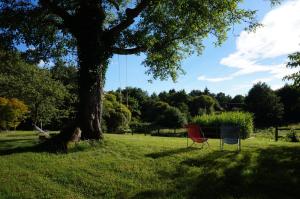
[0,131,299,199]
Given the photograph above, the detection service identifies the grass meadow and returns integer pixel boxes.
[0,131,299,198]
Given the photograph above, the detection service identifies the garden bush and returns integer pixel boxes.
[0,97,28,131]
[130,122,153,134]
[193,112,253,138]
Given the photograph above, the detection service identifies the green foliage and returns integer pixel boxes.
[285,129,299,142]
[245,82,284,127]
[0,97,28,130]
[143,101,187,129]
[102,93,132,133]
[0,49,67,125]
[157,89,190,118]
[189,95,217,116]
[0,0,268,137]
[215,92,232,110]
[129,122,152,134]
[231,95,245,104]
[114,87,149,121]
[193,112,254,138]
[156,106,187,129]
[0,0,260,81]
[276,85,300,124]
[49,60,78,128]
[284,52,300,87]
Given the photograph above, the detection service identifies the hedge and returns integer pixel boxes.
[192,112,254,138]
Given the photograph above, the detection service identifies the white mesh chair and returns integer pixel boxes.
[220,125,241,151]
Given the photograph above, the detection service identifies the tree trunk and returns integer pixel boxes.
[76,37,106,140]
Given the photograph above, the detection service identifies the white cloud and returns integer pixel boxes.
[198,0,300,84]
[270,84,284,90]
[197,75,233,82]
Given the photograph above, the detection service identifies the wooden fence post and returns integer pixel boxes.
[275,126,278,141]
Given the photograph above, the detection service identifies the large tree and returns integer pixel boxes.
[276,84,300,124]
[0,0,263,140]
[0,49,67,126]
[245,82,284,127]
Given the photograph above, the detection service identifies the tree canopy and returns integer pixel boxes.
[0,0,274,142]
[245,82,284,127]
[0,97,28,130]
[0,49,67,125]
[0,0,260,80]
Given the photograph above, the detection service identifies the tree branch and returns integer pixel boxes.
[40,0,72,22]
[107,0,120,11]
[111,46,146,55]
[108,0,152,35]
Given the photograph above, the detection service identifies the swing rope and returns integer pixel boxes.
[118,54,123,104]
[125,55,129,107]
[118,55,130,109]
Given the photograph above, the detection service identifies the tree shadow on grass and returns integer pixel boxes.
[131,190,168,199]
[145,147,201,159]
[0,138,36,143]
[0,137,104,155]
[0,144,40,155]
[142,146,300,199]
[0,137,41,155]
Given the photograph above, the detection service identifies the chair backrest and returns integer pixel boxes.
[186,124,204,141]
[220,125,240,144]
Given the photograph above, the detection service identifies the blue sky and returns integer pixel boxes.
[105,0,300,96]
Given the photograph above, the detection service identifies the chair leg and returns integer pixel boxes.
[200,143,204,149]
[206,141,210,148]
[188,141,195,148]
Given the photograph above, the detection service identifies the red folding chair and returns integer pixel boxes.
[186,124,209,148]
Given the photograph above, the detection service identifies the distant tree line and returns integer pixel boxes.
[1,48,300,132]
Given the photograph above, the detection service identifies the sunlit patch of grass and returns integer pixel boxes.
[0,131,299,198]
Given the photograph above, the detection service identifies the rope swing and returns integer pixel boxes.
[117,55,130,132]
[117,54,129,108]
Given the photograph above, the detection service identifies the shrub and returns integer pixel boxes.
[286,129,299,142]
[130,122,153,134]
[192,112,253,138]
[102,93,132,133]
[0,97,28,130]
[189,95,217,116]
[155,106,187,129]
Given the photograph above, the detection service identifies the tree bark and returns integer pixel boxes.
[76,36,106,140]
[69,2,113,140]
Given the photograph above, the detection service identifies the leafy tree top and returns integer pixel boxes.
[0,0,261,80]
[0,48,67,124]
[285,52,300,87]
